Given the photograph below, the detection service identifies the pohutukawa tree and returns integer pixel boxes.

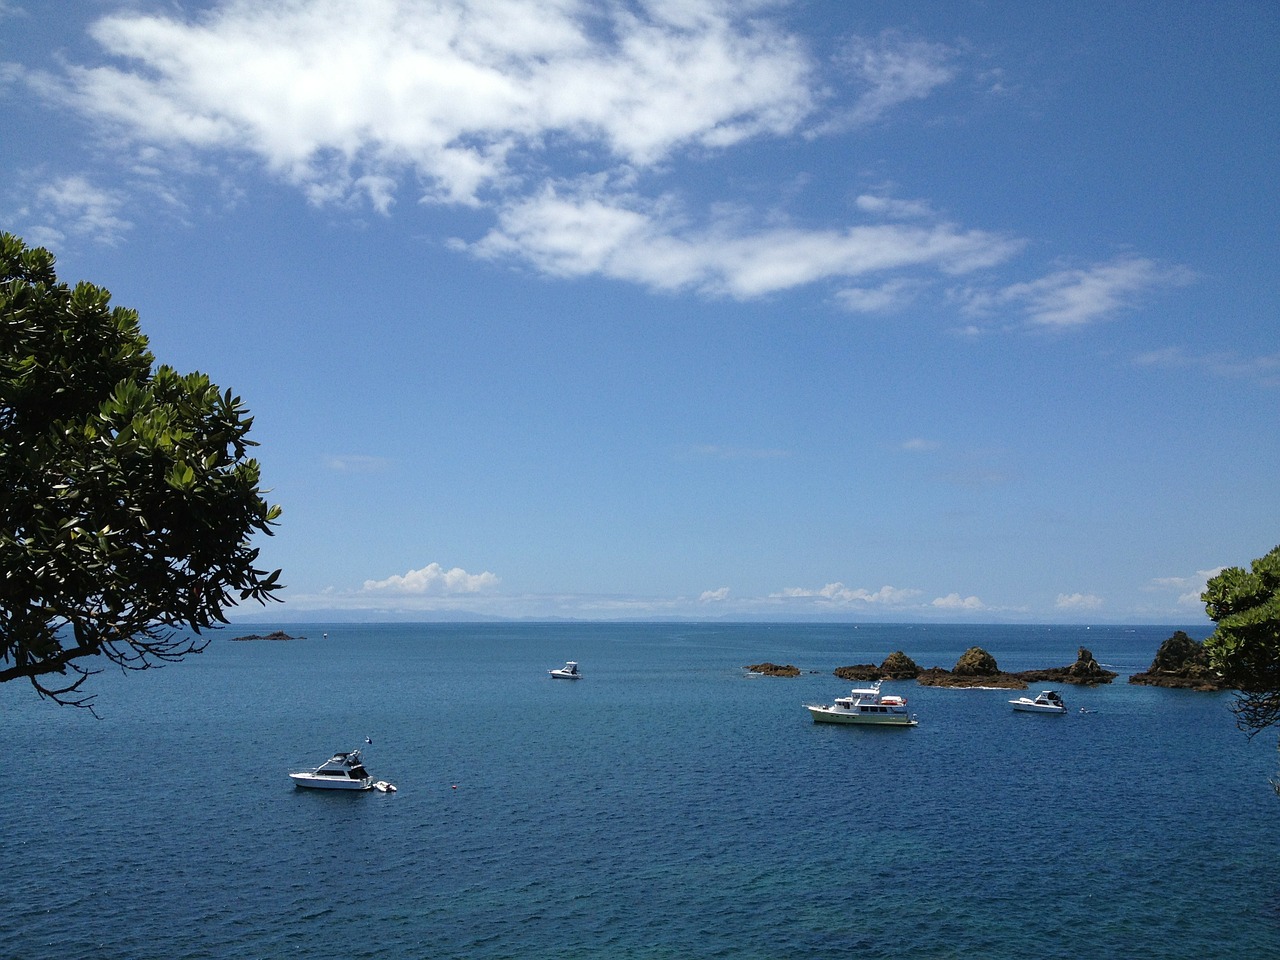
[0,232,282,709]
[1203,544,1280,734]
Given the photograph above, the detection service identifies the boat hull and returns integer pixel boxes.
[1010,702,1066,714]
[807,705,917,726]
[289,773,373,790]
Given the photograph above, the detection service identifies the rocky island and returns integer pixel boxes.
[230,630,305,642]
[1128,631,1229,691]
[745,662,801,677]
[912,646,1117,688]
[834,650,921,682]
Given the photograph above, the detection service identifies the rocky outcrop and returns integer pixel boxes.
[880,650,922,679]
[833,663,879,681]
[916,646,1117,688]
[953,646,1000,676]
[746,662,801,677]
[1018,648,1118,685]
[916,647,1022,687]
[230,630,304,641]
[834,650,922,682]
[917,666,1027,689]
[1129,631,1229,690]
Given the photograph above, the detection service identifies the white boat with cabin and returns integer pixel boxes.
[549,661,582,679]
[289,749,375,790]
[806,682,917,726]
[1009,689,1067,714]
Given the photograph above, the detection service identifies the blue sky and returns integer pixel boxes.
[3,0,1277,623]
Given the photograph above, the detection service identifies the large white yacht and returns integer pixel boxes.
[289,749,375,790]
[806,682,917,726]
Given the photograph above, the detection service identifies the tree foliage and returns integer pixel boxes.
[0,232,282,708]
[1202,544,1280,735]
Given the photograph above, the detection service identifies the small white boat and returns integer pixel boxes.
[373,780,397,793]
[806,682,917,726]
[289,749,375,790]
[549,661,582,679]
[1010,689,1067,714]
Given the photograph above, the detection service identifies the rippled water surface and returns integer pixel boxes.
[3,622,1277,959]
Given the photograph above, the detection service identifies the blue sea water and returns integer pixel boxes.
[2,622,1278,960]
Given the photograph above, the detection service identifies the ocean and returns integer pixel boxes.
[2,622,1277,959]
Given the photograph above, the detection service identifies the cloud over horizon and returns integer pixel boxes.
[362,562,500,595]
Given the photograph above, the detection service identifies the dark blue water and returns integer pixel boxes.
[3,622,1277,959]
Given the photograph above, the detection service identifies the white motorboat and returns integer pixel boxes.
[289,749,375,790]
[1009,689,1067,714]
[549,661,582,679]
[806,682,917,726]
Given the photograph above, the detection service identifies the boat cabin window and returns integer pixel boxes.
[350,766,368,778]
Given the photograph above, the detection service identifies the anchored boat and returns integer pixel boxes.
[806,682,918,726]
[289,749,375,790]
[1009,690,1067,714]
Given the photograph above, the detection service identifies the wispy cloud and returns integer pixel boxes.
[1055,592,1103,611]
[15,1,1183,327]
[830,31,957,128]
[1149,566,1225,608]
[855,193,936,220]
[775,583,923,606]
[931,592,986,611]
[465,179,1021,298]
[900,437,940,452]
[962,256,1194,328]
[1135,347,1280,386]
[324,454,394,473]
[17,175,132,246]
[835,278,921,313]
[16,1,1035,300]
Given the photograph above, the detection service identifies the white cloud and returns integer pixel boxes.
[17,1,1186,326]
[964,256,1194,328]
[466,179,1021,298]
[20,175,132,245]
[835,278,920,313]
[1135,347,1280,386]
[776,583,922,606]
[324,454,394,473]
[46,0,813,206]
[17,1,1040,302]
[1054,592,1103,610]
[699,587,730,602]
[362,562,499,595]
[1150,566,1225,609]
[834,32,957,127]
[931,592,986,611]
[855,193,935,220]
[900,437,940,452]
